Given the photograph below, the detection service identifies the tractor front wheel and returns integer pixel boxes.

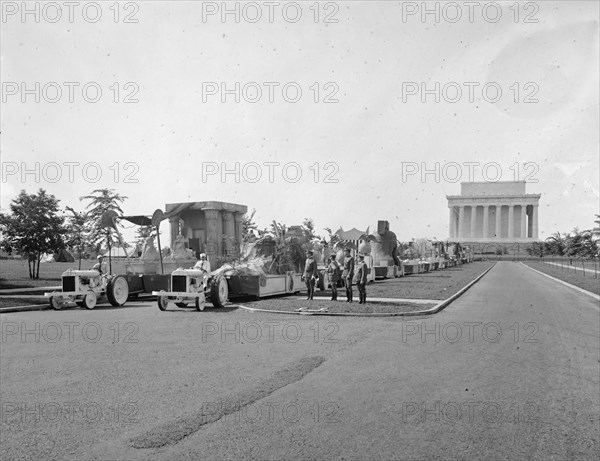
[83,292,97,309]
[157,291,168,311]
[49,295,63,310]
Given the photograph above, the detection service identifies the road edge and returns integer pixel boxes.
[520,262,600,302]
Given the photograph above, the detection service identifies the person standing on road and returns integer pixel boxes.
[356,254,368,304]
[303,250,319,300]
[326,254,341,301]
[342,248,355,303]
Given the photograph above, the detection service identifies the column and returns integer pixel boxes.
[532,205,539,239]
[458,206,465,238]
[470,205,477,239]
[449,207,455,238]
[520,205,527,239]
[222,211,235,254]
[204,209,220,267]
[169,216,180,248]
[495,205,502,238]
[483,205,489,239]
[508,205,514,239]
[234,212,244,249]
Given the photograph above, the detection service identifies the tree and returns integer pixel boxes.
[301,218,320,242]
[323,227,341,249]
[545,231,567,256]
[0,189,66,279]
[64,207,89,269]
[79,189,128,254]
[242,209,259,241]
[135,225,154,248]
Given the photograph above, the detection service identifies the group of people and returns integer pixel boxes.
[303,248,368,304]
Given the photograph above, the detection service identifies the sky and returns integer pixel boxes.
[1,0,599,243]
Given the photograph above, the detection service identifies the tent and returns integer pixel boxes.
[53,249,74,262]
[40,253,55,263]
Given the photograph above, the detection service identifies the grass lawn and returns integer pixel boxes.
[0,259,91,289]
[314,261,495,301]
[523,261,600,295]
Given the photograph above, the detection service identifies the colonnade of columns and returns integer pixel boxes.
[169,210,246,259]
[449,203,538,240]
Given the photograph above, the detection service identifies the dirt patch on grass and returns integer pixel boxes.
[523,262,600,295]
[240,297,435,314]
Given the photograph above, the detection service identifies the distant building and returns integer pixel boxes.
[447,182,541,250]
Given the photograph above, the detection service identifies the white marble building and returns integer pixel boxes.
[447,182,540,244]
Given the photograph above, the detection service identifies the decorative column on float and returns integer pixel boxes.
[169,216,180,247]
[222,211,235,256]
[234,212,244,253]
[204,209,220,267]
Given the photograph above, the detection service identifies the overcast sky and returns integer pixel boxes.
[1,1,598,242]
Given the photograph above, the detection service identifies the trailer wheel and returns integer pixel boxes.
[107,275,129,307]
[195,297,205,311]
[49,295,63,310]
[317,272,325,291]
[83,292,97,309]
[157,291,168,311]
[210,275,229,308]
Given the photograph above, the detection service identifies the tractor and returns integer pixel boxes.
[152,269,229,311]
[44,269,129,310]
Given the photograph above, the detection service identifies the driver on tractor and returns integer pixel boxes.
[92,255,107,275]
[193,253,211,285]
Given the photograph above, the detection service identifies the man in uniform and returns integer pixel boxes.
[342,248,355,303]
[356,254,368,304]
[326,254,341,301]
[303,250,319,300]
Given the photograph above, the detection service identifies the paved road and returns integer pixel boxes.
[1,262,598,460]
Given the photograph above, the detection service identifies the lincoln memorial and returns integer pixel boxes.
[447,182,541,245]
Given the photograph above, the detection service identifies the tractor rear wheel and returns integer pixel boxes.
[107,275,129,307]
[210,275,229,309]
